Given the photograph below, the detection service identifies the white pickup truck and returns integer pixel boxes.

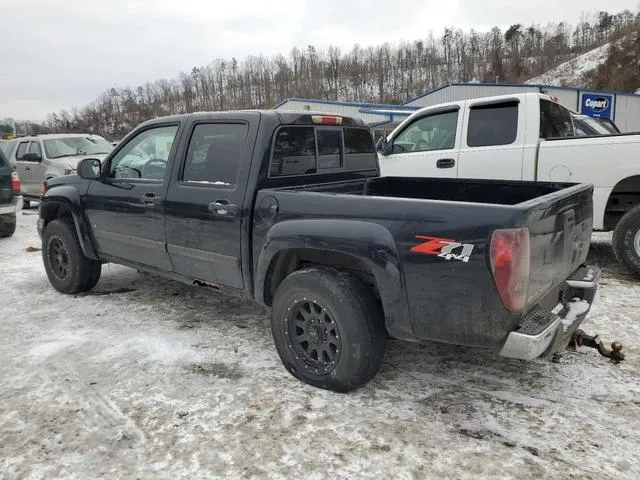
[377,92,640,277]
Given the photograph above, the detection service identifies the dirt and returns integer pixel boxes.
[1,216,639,479]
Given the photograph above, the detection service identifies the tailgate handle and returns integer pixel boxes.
[436,158,455,168]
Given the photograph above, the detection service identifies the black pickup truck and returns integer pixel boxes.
[37,110,601,392]
[0,148,22,238]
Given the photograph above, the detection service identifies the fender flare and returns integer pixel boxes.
[255,219,413,339]
[39,187,99,260]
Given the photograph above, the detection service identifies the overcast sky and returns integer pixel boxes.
[2,0,639,121]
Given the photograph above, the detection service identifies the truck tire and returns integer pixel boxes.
[42,219,101,293]
[0,213,17,238]
[612,204,640,277]
[271,267,387,392]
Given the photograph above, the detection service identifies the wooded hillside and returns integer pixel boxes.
[13,9,640,139]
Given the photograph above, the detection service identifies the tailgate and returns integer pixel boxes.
[521,183,594,310]
[0,152,13,205]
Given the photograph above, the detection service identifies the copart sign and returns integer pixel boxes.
[581,93,614,119]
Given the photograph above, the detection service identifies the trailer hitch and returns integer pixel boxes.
[567,329,625,364]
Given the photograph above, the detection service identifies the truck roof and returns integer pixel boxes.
[10,133,107,141]
[408,92,558,116]
[136,109,369,129]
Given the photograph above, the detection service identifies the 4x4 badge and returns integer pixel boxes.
[410,235,475,263]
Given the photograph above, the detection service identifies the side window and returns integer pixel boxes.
[28,141,42,157]
[182,123,248,187]
[467,101,519,147]
[344,127,377,170]
[392,110,458,153]
[109,125,178,180]
[540,100,574,139]
[317,129,342,170]
[271,127,316,177]
[16,142,29,160]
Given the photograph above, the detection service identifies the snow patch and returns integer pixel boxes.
[27,334,87,359]
[525,43,611,86]
[560,298,591,333]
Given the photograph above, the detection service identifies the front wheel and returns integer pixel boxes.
[612,204,640,277]
[42,219,101,293]
[271,267,387,392]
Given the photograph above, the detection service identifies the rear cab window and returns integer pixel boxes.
[270,125,376,177]
[540,99,575,138]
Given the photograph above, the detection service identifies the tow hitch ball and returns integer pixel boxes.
[567,330,625,364]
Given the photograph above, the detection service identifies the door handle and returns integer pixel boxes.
[208,200,238,215]
[25,167,31,171]
[436,158,455,168]
[141,192,158,205]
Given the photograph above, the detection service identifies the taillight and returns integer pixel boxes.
[11,171,20,194]
[489,227,530,313]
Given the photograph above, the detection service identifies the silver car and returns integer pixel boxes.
[4,134,113,207]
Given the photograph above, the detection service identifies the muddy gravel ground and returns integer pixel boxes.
[1,212,639,480]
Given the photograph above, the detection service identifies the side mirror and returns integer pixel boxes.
[22,152,42,162]
[77,158,102,179]
[376,137,392,155]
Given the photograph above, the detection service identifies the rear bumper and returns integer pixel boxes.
[0,195,23,215]
[499,265,601,361]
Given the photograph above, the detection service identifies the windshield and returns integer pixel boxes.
[43,136,113,159]
[592,118,619,134]
[571,114,620,136]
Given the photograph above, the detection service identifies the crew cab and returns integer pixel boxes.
[0,148,23,238]
[37,110,600,392]
[377,92,640,277]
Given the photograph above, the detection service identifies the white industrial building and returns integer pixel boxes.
[273,82,640,133]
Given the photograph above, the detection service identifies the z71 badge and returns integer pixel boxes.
[410,235,475,263]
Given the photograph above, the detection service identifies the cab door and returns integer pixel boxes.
[164,113,259,289]
[378,107,461,178]
[83,123,181,270]
[14,140,30,193]
[24,141,47,195]
[456,98,526,180]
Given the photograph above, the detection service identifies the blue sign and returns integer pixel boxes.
[581,93,614,119]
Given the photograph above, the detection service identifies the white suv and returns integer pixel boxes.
[4,134,113,207]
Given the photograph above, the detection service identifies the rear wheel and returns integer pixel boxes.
[612,204,640,277]
[23,200,31,209]
[42,219,101,293]
[0,213,17,238]
[271,267,387,392]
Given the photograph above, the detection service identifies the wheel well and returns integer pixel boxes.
[263,249,382,308]
[604,175,640,230]
[40,202,73,229]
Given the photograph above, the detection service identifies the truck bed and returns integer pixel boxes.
[280,176,573,206]
[257,176,594,348]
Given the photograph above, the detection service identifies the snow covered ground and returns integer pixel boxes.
[525,43,612,87]
[1,212,639,479]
